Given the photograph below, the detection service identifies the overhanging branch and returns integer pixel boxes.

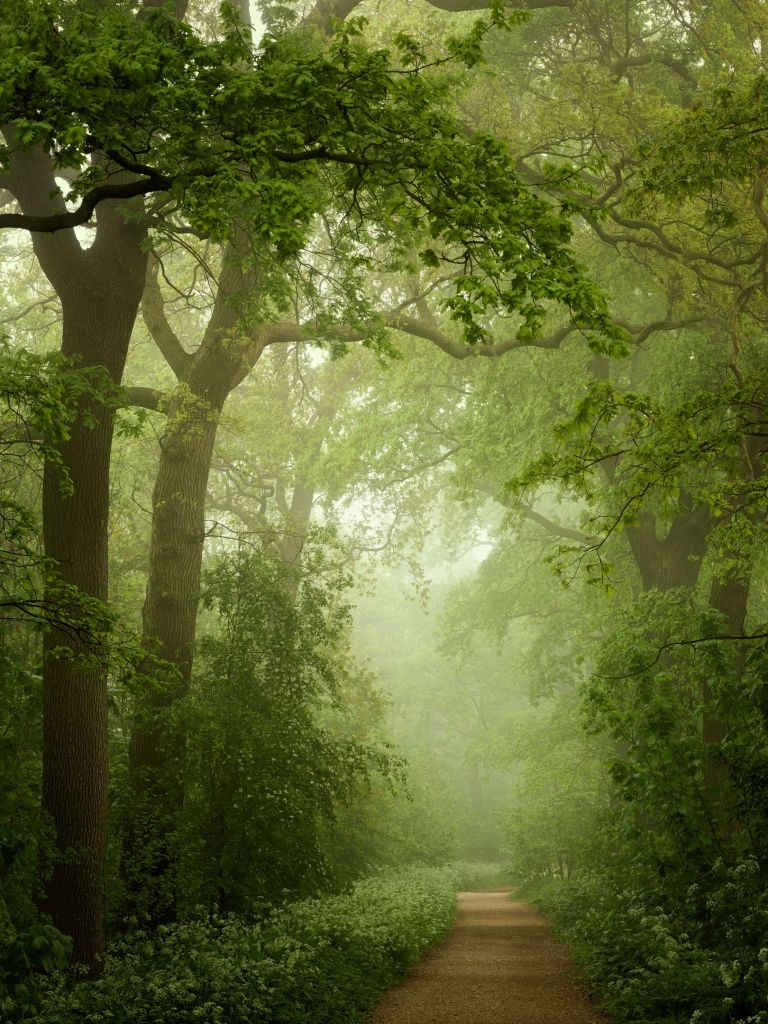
[305,0,571,30]
[0,172,173,234]
[519,504,595,544]
[386,313,578,358]
[425,0,572,8]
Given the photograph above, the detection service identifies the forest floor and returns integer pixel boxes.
[368,890,605,1024]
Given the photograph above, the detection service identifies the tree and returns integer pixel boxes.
[176,545,391,914]
[0,0,621,972]
[106,0,636,922]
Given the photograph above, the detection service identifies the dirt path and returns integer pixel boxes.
[368,890,604,1024]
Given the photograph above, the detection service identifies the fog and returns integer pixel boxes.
[2,1,767,1021]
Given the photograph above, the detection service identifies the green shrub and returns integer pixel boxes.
[447,861,513,890]
[0,638,74,1018]
[15,866,458,1024]
[173,547,395,917]
[528,862,768,1024]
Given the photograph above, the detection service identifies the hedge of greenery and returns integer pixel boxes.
[12,866,459,1024]
[527,864,768,1024]
[448,861,513,891]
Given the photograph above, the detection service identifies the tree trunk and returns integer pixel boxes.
[626,505,710,593]
[5,136,149,972]
[124,254,266,921]
[274,480,317,599]
[701,433,765,831]
[701,570,749,834]
[590,351,710,595]
[123,399,224,920]
[37,245,147,972]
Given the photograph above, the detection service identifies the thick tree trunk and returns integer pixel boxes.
[142,406,223,688]
[278,483,315,570]
[590,351,710,595]
[701,434,765,830]
[626,505,710,593]
[704,572,748,744]
[701,570,749,834]
[274,481,317,600]
[123,398,224,920]
[41,415,111,973]
[5,137,149,972]
[38,253,147,972]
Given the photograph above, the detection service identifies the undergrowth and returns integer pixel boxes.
[526,860,768,1024]
[447,861,514,890]
[8,865,459,1024]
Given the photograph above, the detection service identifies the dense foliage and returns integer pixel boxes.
[174,547,393,915]
[3,865,458,1023]
[0,0,619,340]
[520,591,768,1023]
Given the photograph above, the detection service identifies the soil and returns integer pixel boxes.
[367,890,605,1024]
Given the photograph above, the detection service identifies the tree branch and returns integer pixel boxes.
[424,0,572,8]
[381,445,461,487]
[0,295,59,326]
[614,316,709,345]
[305,0,571,29]
[0,171,172,234]
[386,313,578,358]
[141,256,192,379]
[603,209,757,272]
[263,322,309,346]
[609,53,697,86]
[125,386,165,411]
[259,310,708,365]
[595,629,768,680]
[518,504,595,544]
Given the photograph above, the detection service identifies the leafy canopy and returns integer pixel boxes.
[1,0,622,346]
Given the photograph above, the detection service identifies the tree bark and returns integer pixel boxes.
[122,316,360,917]
[124,252,267,920]
[701,433,765,828]
[625,505,710,592]
[7,141,148,973]
[590,350,710,595]
[700,571,749,835]
[41,271,145,972]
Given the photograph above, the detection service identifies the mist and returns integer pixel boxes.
[1,1,767,1022]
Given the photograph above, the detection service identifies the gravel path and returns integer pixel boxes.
[368,890,604,1024]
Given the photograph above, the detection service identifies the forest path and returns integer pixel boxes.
[368,890,604,1024]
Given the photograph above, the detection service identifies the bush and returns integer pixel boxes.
[172,547,395,917]
[15,866,459,1024]
[527,863,768,1024]
[0,638,73,1017]
[447,861,514,890]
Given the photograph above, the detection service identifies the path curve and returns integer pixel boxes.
[368,890,604,1024]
